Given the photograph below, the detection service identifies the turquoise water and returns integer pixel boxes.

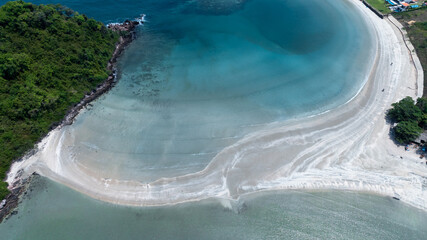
[2,1,420,238]
[1,176,426,239]
[19,0,375,182]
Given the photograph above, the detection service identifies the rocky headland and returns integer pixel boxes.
[0,17,143,223]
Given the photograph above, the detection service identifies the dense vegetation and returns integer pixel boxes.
[393,7,427,97]
[0,1,119,199]
[387,97,427,144]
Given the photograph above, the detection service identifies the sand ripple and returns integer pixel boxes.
[7,0,427,210]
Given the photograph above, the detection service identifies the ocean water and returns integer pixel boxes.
[0,176,426,239]
[13,0,375,182]
[4,0,422,238]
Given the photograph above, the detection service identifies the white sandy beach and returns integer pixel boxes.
[7,0,427,210]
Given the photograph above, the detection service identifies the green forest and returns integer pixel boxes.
[387,97,427,144]
[0,1,119,199]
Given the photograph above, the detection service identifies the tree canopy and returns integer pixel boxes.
[394,120,423,144]
[387,97,423,123]
[0,1,119,199]
[387,97,427,144]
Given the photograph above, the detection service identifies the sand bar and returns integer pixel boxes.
[7,0,427,210]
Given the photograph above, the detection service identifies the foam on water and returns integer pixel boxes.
[1,176,426,239]
[7,0,426,213]
[20,0,375,183]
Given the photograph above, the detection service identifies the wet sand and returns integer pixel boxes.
[7,0,427,210]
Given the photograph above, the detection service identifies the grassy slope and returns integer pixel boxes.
[393,8,427,97]
[365,0,392,14]
[0,1,119,199]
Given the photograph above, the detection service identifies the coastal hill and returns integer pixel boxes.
[0,0,120,199]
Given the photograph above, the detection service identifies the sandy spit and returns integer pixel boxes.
[7,0,427,210]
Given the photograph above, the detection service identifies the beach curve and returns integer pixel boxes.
[7,0,427,210]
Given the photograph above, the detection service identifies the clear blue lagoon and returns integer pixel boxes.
[21,0,375,181]
[1,0,426,238]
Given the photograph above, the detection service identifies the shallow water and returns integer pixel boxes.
[1,176,426,239]
[3,1,418,238]
[19,0,375,182]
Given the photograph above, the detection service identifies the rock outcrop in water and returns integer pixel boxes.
[0,173,33,223]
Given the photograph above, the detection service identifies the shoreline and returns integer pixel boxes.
[5,0,427,212]
[0,18,142,222]
[63,19,141,126]
[386,15,424,98]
